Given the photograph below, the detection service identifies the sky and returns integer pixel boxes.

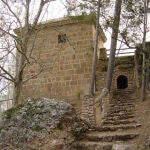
[37,0,67,20]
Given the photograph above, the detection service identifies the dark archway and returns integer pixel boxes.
[117,75,128,89]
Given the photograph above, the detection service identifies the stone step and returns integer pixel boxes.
[112,93,135,96]
[112,99,135,102]
[112,97,135,99]
[102,119,136,125]
[109,103,135,106]
[109,103,134,107]
[103,114,135,121]
[94,124,141,132]
[112,97,137,100]
[112,89,135,92]
[108,107,135,111]
[106,113,135,119]
[75,141,138,150]
[112,95,136,98]
[108,108,135,112]
[108,110,135,115]
[73,141,112,150]
[111,96,137,99]
[110,101,137,104]
[84,131,139,142]
[112,91,135,94]
[111,102,135,105]
[111,95,136,98]
[111,97,137,100]
[103,117,135,123]
[109,103,136,106]
[101,123,138,127]
[108,110,135,114]
[112,92,135,95]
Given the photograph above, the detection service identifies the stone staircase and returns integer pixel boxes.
[76,88,141,150]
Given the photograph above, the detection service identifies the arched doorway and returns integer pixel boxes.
[117,75,128,89]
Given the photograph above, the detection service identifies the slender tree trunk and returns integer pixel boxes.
[13,38,28,105]
[13,80,22,105]
[13,59,25,105]
[141,50,146,101]
[106,0,122,91]
[90,0,101,96]
[141,0,149,101]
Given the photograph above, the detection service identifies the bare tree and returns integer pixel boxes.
[0,0,56,105]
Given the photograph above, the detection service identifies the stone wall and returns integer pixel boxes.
[112,56,136,90]
[94,55,137,125]
[21,18,106,113]
[81,95,96,126]
[96,55,137,92]
[95,48,107,92]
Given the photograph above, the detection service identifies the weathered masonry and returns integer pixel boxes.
[83,51,138,125]
[20,17,107,110]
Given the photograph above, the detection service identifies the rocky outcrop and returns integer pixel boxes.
[0,98,90,150]
[144,136,150,149]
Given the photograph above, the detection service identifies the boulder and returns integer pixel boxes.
[0,98,89,150]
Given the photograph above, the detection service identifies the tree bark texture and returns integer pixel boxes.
[141,0,149,101]
[106,0,122,91]
[90,0,101,96]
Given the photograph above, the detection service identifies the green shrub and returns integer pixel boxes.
[57,123,63,130]
[4,103,24,119]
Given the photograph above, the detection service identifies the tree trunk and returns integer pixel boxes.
[141,50,146,101]
[141,0,149,101]
[106,0,122,91]
[13,39,27,105]
[13,80,22,105]
[90,0,101,96]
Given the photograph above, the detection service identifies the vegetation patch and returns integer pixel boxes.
[70,13,96,24]
[4,103,24,119]
[32,125,43,132]
[77,89,83,99]
[72,128,86,140]
[72,144,87,150]
[101,61,108,72]
[57,123,64,130]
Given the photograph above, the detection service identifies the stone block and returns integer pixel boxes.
[112,143,137,150]
[95,144,112,150]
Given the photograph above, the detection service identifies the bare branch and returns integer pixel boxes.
[31,0,44,28]
[14,41,30,64]
[0,82,11,94]
[1,0,23,28]
[0,65,15,81]
[0,27,17,40]
[0,73,14,83]
[24,0,30,29]
[0,98,13,102]
[32,0,56,28]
